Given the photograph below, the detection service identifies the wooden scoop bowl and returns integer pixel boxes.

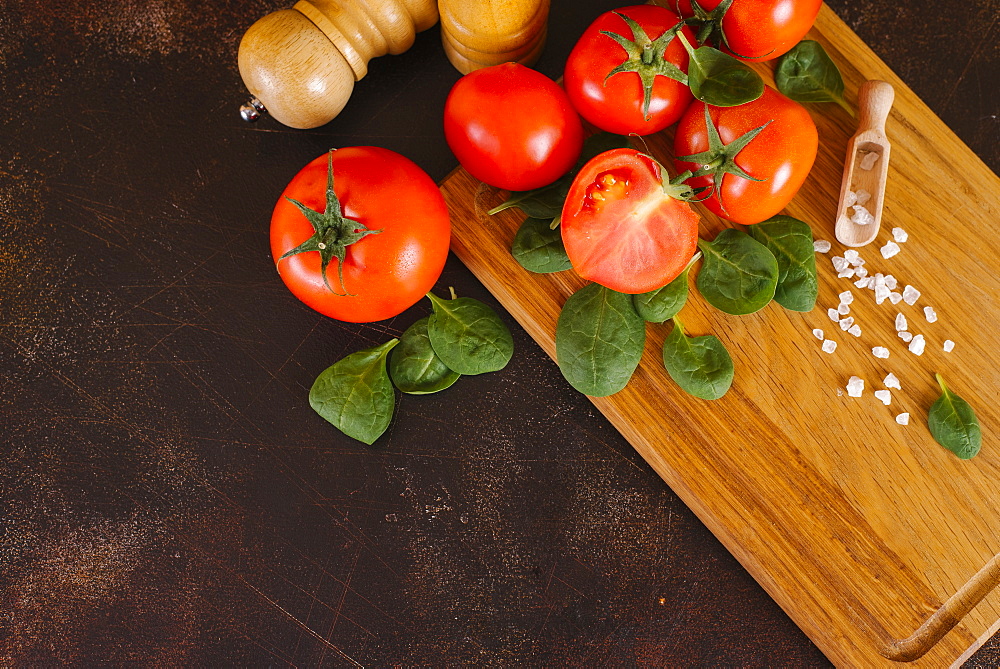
[834,80,895,247]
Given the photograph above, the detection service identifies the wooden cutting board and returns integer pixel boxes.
[438,4,1000,666]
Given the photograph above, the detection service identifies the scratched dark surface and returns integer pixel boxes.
[1,0,997,665]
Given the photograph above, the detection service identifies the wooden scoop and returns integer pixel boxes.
[834,80,894,247]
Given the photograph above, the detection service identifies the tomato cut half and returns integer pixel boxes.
[561,148,700,294]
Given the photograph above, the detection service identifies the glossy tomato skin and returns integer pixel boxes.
[444,62,584,191]
[673,86,817,225]
[270,147,450,323]
[562,148,700,294]
[677,0,821,60]
[564,5,694,135]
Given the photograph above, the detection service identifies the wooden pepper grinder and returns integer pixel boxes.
[438,0,550,74]
[238,0,439,129]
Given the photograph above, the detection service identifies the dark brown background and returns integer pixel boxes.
[1,0,997,665]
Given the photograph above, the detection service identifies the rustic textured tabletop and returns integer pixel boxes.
[2,0,997,665]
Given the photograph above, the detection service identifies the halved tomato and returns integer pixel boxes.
[561,148,700,294]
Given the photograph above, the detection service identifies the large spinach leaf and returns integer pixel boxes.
[661,319,733,400]
[775,40,852,116]
[309,339,398,445]
[389,317,460,394]
[696,228,778,315]
[511,216,572,273]
[556,283,646,397]
[747,215,817,312]
[928,374,982,460]
[426,292,514,375]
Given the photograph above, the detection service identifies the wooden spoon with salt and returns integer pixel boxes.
[835,80,895,247]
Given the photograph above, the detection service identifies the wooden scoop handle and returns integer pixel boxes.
[857,80,895,137]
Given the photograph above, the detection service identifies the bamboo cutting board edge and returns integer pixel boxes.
[438,4,1000,666]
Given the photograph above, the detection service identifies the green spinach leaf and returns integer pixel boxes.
[488,132,631,218]
[389,317,460,394]
[661,318,733,400]
[556,283,646,397]
[774,40,853,116]
[747,215,817,312]
[676,31,763,107]
[511,216,572,273]
[696,228,778,315]
[928,374,982,459]
[309,339,398,445]
[426,291,514,375]
[632,254,698,322]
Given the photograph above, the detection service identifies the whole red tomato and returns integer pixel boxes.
[564,5,694,136]
[675,0,821,60]
[270,147,450,323]
[561,148,700,294]
[444,62,584,191]
[673,86,818,226]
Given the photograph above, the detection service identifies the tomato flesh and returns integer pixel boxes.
[562,149,700,294]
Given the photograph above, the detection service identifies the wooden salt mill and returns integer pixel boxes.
[438,0,550,74]
[238,0,439,129]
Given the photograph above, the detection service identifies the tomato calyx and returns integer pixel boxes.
[675,105,770,213]
[682,0,762,60]
[278,151,382,296]
[600,13,688,120]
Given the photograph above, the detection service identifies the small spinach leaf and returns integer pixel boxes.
[556,283,646,397]
[309,339,398,445]
[511,216,572,273]
[747,215,818,312]
[677,30,763,107]
[696,228,778,315]
[488,132,631,217]
[928,374,982,460]
[426,291,514,375]
[661,318,733,400]
[389,317,460,394]
[774,40,853,116]
[632,255,697,322]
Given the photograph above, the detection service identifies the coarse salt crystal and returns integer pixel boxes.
[875,285,890,304]
[856,189,872,205]
[872,346,890,359]
[838,303,851,315]
[855,277,872,289]
[902,285,920,305]
[908,334,926,355]
[851,206,875,226]
[844,190,858,208]
[839,290,854,305]
[843,249,859,263]
[872,273,886,288]
[884,373,901,389]
[874,389,892,405]
[838,268,856,279]
[884,274,898,289]
[849,324,862,337]
[888,291,903,305]
[839,316,855,331]
[924,306,937,323]
[812,328,824,340]
[881,241,900,259]
[895,314,907,331]
[896,413,910,425]
[831,256,848,272]
[822,340,838,354]
[814,239,832,253]
[892,227,908,243]
[846,376,865,397]
[828,308,840,322]
[943,339,955,352]
[899,331,914,342]
[854,266,869,278]
[860,151,880,170]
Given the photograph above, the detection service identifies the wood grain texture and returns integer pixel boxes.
[439,5,1000,666]
[439,0,549,73]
